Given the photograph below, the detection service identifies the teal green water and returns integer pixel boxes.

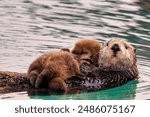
[28,81,138,100]
[0,0,150,100]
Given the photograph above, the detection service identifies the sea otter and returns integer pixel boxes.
[27,39,101,93]
[0,38,138,94]
[66,38,139,92]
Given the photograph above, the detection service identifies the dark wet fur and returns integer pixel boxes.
[66,61,138,92]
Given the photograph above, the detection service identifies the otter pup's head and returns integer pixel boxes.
[98,38,137,71]
[72,39,101,61]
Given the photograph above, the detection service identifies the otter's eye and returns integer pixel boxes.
[106,40,111,46]
[106,43,109,46]
[125,45,129,49]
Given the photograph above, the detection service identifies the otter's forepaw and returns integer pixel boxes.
[80,60,97,75]
[48,78,67,93]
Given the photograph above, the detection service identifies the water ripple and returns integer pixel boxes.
[0,0,150,99]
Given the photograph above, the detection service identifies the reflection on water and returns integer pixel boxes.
[28,80,138,100]
[0,0,150,100]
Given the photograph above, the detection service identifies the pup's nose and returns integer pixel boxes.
[111,44,120,52]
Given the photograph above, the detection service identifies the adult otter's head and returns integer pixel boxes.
[98,38,137,71]
[71,39,101,61]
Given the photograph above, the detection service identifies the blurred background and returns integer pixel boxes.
[0,0,150,100]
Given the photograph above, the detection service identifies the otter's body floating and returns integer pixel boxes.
[0,38,139,94]
[66,62,138,92]
[0,69,138,94]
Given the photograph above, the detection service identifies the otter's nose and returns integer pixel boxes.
[111,44,120,52]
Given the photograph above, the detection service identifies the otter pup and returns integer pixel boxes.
[71,39,101,63]
[66,38,139,91]
[62,39,101,65]
[27,39,101,92]
[27,51,79,92]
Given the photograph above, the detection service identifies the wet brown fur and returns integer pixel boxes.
[27,51,79,93]
[27,39,101,92]
[71,39,101,65]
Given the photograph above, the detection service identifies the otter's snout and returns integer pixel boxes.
[111,44,120,53]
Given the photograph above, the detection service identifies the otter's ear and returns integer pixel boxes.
[61,48,70,52]
[132,45,137,53]
[134,48,136,53]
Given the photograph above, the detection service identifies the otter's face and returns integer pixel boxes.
[98,38,136,71]
[72,47,94,61]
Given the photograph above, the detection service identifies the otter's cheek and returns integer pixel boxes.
[129,51,135,62]
[118,52,125,60]
[119,51,132,67]
[124,51,132,63]
[128,54,134,66]
[99,51,108,67]
[99,48,107,58]
[118,49,128,60]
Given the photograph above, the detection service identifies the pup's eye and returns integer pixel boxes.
[82,51,88,54]
[72,51,81,55]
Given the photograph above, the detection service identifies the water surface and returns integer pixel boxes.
[0,0,150,100]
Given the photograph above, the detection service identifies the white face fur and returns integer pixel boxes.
[98,38,136,71]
